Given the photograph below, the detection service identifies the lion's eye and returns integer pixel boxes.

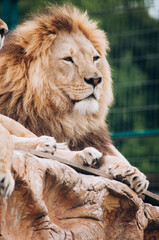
[63,57,74,63]
[93,56,100,62]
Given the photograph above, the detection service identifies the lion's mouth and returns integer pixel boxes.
[72,94,96,104]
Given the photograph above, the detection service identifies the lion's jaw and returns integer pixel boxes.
[49,31,104,115]
[73,98,98,115]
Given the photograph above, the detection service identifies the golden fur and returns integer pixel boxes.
[0,5,112,148]
[0,7,149,194]
[0,17,104,196]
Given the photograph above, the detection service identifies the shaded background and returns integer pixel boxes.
[0,0,159,193]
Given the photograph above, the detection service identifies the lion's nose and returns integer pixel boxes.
[84,76,102,87]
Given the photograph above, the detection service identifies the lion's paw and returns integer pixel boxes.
[0,170,15,197]
[113,166,149,194]
[78,147,102,166]
[35,136,57,155]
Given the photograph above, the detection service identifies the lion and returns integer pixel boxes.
[0,27,105,197]
[0,18,103,198]
[0,5,149,194]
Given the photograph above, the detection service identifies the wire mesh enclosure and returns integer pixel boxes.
[90,1,159,192]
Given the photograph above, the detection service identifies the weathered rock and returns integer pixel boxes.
[0,150,158,240]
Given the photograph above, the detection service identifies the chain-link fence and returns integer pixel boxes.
[90,1,159,193]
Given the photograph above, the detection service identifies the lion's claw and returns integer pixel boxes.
[0,171,15,197]
[35,136,57,155]
[113,166,149,194]
[76,147,102,166]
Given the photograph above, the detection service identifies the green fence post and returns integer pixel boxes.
[1,0,18,30]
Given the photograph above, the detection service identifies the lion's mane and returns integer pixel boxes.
[0,4,113,154]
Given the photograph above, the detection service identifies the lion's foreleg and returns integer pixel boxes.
[55,144,102,166]
[0,114,35,138]
[100,144,149,194]
[0,124,15,197]
[12,135,57,155]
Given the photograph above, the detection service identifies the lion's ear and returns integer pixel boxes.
[16,21,57,56]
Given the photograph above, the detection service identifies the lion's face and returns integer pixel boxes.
[49,31,104,115]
